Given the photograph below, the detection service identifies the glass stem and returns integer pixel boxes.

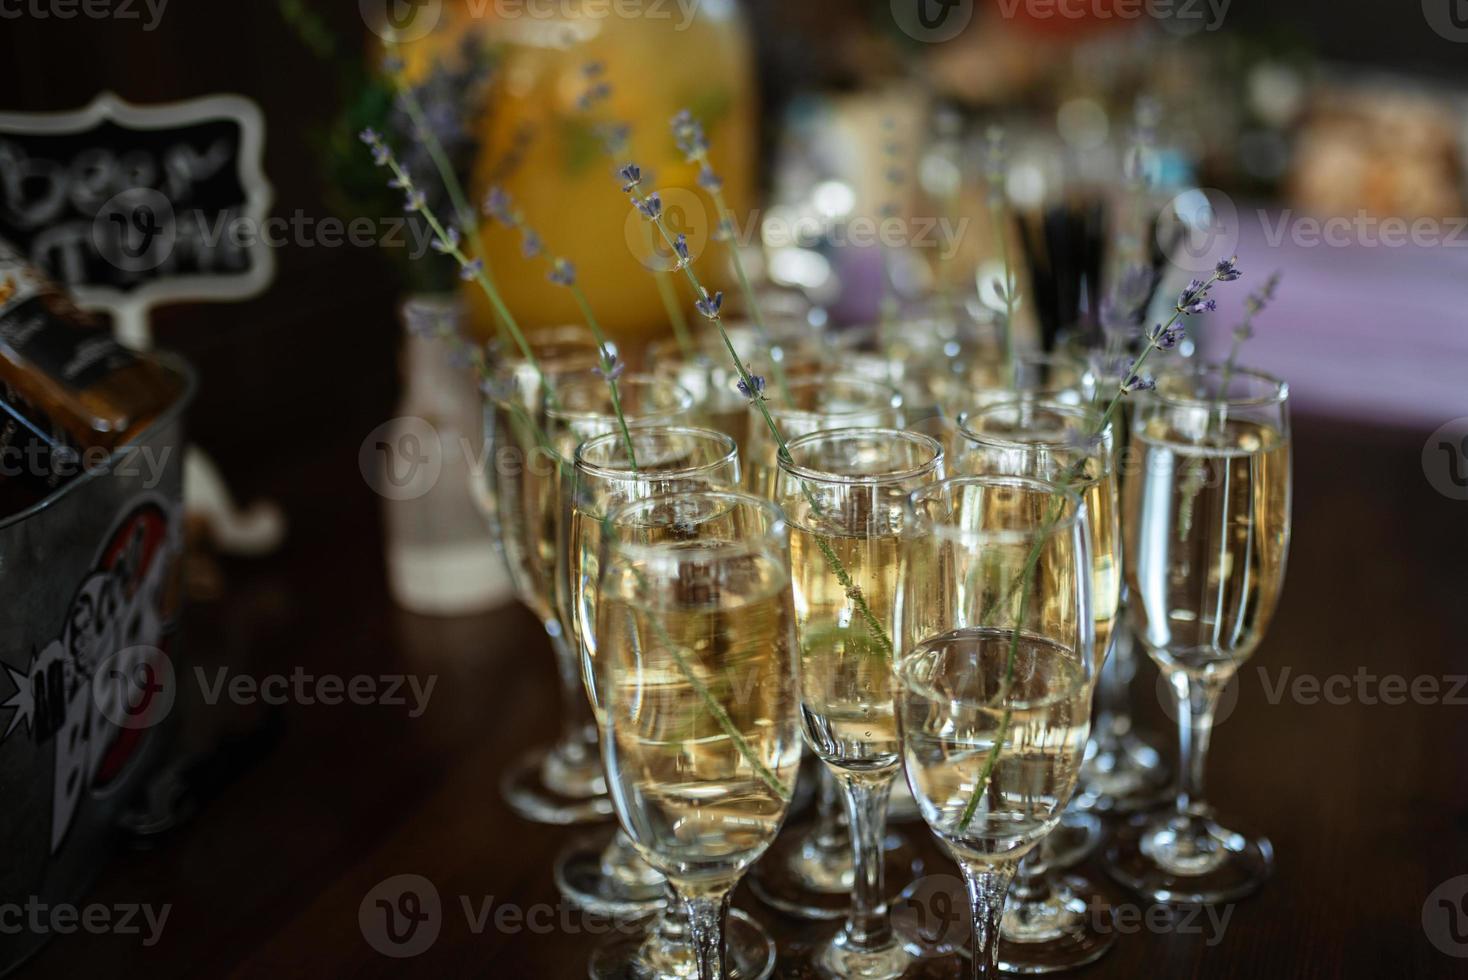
[836,771,896,951]
[549,625,596,763]
[674,883,733,980]
[958,857,1018,980]
[1170,668,1224,813]
[814,766,847,850]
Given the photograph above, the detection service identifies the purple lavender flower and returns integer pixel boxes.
[1181,299,1217,316]
[618,164,642,192]
[1245,270,1282,317]
[1215,256,1243,281]
[583,61,606,78]
[736,371,766,401]
[594,356,625,382]
[1123,373,1157,393]
[1178,279,1210,308]
[695,290,723,320]
[521,230,543,259]
[1150,321,1187,351]
[483,187,513,225]
[548,259,576,287]
[697,163,722,192]
[459,257,484,282]
[673,234,690,264]
[578,83,612,111]
[635,192,663,220]
[403,188,427,213]
[431,226,461,254]
[672,110,708,160]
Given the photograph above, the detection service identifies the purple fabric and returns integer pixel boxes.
[1193,209,1468,428]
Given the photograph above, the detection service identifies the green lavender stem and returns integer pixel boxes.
[566,283,639,474]
[379,151,563,419]
[630,185,895,660]
[687,153,791,400]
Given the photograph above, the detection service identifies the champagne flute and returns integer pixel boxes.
[743,381,916,923]
[744,374,904,498]
[775,428,945,979]
[954,399,1119,972]
[598,490,803,980]
[544,375,694,917]
[898,475,1096,979]
[571,426,781,979]
[485,325,611,825]
[1105,364,1291,904]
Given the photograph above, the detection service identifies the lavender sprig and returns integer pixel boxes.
[359,128,563,422]
[619,162,896,668]
[579,73,694,358]
[955,258,1247,832]
[671,109,790,397]
[381,35,480,242]
[483,185,640,473]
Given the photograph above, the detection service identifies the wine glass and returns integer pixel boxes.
[484,325,611,825]
[568,426,778,978]
[775,428,945,979]
[597,490,803,980]
[953,398,1120,972]
[741,380,917,923]
[544,375,694,917]
[1105,364,1292,904]
[744,374,904,498]
[897,475,1096,978]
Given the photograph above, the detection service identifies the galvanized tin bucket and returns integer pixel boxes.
[0,356,193,975]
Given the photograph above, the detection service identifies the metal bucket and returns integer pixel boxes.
[0,356,194,975]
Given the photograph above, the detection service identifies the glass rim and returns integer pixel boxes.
[602,489,789,562]
[546,373,694,423]
[764,373,905,423]
[778,427,944,486]
[906,474,1088,543]
[1151,363,1290,409]
[574,425,739,482]
[956,397,1113,454]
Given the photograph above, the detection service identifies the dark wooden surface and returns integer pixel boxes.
[15,411,1468,979]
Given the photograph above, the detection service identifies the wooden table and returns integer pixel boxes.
[20,414,1468,979]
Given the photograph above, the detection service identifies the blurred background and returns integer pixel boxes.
[2,1,1467,976]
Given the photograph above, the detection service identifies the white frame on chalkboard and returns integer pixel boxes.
[0,91,276,350]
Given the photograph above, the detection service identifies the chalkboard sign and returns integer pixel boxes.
[0,92,274,348]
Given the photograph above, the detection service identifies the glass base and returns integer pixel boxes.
[1105,809,1274,904]
[556,828,667,919]
[815,929,921,980]
[588,908,775,980]
[748,825,922,921]
[996,875,1115,974]
[1077,731,1170,813]
[501,744,612,825]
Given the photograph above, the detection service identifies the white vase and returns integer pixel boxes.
[381,294,512,616]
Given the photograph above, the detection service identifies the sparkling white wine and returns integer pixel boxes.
[790,528,904,777]
[1126,417,1290,675]
[898,628,1090,863]
[599,552,802,885]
